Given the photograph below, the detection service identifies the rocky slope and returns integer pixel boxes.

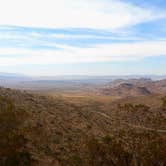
[100,83,151,97]
[98,78,166,97]
[0,87,165,166]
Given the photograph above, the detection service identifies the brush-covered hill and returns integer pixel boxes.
[0,87,166,166]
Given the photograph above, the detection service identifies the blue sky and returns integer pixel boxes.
[0,0,166,76]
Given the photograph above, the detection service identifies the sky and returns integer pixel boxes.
[0,0,166,76]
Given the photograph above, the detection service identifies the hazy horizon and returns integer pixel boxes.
[1,72,166,81]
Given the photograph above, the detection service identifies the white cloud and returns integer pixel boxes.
[0,30,143,42]
[0,41,166,66]
[0,0,165,30]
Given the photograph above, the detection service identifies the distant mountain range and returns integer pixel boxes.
[0,73,31,86]
[1,73,166,81]
[1,73,166,97]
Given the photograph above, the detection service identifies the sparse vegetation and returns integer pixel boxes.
[0,96,35,166]
[0,87,165,165]
[161,96,166,109]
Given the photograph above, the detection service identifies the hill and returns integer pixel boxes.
[100,83,151,97]
[98,78,166,97]
[0,87,166,165]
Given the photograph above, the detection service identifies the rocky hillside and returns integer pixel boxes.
[98,78,166,97]
[0,87,165,166]
[100,83,151,97]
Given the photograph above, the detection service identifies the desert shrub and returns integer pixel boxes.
[86,135,132,166]
[161,96,166,109]
[4,151,34,166]
[67,153,83,166]
[124,104,135,111]
[115,129,166,166]
[0,95,35,166]
[119,103,150,112]
[84,130,166,166]
[0,95,15,112]
[134,104,150,112]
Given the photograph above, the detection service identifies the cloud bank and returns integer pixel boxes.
[0,41,166,66]
[0,0,166,75]
[0,0,165,30]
